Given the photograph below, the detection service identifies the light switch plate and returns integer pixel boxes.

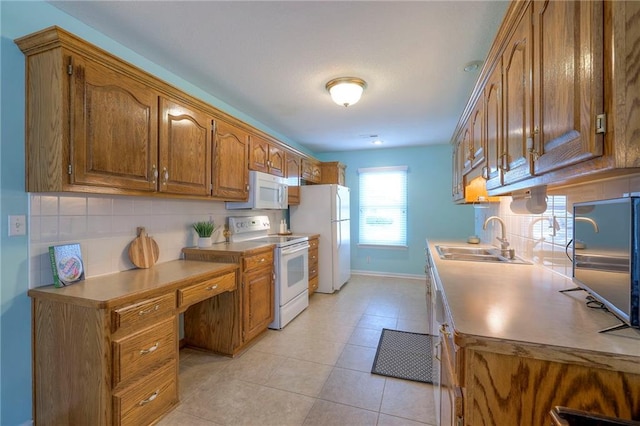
[8,215,26,236]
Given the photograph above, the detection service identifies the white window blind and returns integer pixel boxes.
[358,166,408,247]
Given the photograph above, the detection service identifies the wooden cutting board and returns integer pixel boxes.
[128,227,159,268]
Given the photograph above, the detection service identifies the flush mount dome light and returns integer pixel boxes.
[325,77,367,107]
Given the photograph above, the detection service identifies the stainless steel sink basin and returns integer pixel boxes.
[435,245,531,265]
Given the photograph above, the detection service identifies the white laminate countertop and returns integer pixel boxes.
[427,240,640,361]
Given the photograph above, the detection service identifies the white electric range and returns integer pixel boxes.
[228,216,310,329]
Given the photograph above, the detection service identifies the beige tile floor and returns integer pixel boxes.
[158,274,436,426]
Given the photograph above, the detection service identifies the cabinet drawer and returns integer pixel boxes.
[112,293,176,333]
[113,360,177,426]
[309,276,319,293]
[309,238,319,250]
[243,250,273,271]
[309,248,318,279]
[177,271,236,308]
[112,317,177,388]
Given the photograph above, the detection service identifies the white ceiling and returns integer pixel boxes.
[50,1,508,154]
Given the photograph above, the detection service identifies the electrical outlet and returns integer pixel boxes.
[366,256,370,264]
[8,215,26,236]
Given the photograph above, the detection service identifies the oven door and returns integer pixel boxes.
[277,242,309,305]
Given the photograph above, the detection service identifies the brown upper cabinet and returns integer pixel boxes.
[452,0,639,199]
[15,26,324,202]
[499,2,534,188]
[484,61,502,186]
[530,0,604,175]
[248,134,286,177]
[320,161,346,185]
[301,157,322,183]
[159,97,213,196]
[213,119,250,200]
[286,152,302,205]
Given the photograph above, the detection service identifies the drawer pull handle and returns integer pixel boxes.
[206,284,219,291]
[260,258,265,262]
[139,305,159,316]
[138,390,159,406]
[140,342,159,355]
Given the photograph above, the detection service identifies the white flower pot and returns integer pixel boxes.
[197,237,212,248]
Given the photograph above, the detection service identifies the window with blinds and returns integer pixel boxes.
[358,166,408,247]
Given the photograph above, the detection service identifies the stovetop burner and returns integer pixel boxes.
[228,216,308,247]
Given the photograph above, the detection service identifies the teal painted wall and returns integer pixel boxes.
[318,146,474,276]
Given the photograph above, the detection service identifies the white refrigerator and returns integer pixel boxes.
[290,184,351,293]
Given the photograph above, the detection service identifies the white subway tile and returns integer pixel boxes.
[40,196,59,216]
[59,216,87,239]
[59,196,87,215]
[88,196,113,215]
[113,198,134,216]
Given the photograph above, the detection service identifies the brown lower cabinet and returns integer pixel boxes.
[182,245,275,355]
[308,235,319,295]
[427,246,640,426]
[28,261,238,425]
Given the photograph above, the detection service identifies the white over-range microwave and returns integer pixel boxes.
[226,170,288,210]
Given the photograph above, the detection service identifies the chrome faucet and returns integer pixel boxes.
[483,216,512,255]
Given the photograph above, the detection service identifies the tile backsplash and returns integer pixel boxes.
[475,174,640,279]
[29,193,285,288]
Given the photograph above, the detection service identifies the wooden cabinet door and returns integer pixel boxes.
[248,135,269,173]
[485,61,503,188]
[249,135,285,177]
[301,157,322,183]
[213,120,249,200]
[70,55,158,192]
[470,100,485,172]
[502,3,534,186]
[452,139,465,202]
[286,152,301,205]
[159,97,212,196]
[531,0,604,174]
[286,152,301,185]
[242,267,274,342]
[461,127,472,176]
[267,144,285,177]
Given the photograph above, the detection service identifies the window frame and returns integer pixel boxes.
[357,165,408,249]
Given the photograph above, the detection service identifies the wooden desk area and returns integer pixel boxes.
[28,260,239,426]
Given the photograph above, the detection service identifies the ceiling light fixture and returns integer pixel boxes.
[325,77,367,107]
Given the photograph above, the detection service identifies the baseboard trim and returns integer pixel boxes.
[351,270,424,281]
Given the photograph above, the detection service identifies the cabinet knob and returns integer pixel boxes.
[162,167,169,185]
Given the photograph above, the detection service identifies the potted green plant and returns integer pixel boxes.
[193,221,215,248]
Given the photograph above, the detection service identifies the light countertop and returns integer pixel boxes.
[28,260,238,308]
[427,239,640,365]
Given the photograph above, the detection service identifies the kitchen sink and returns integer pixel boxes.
[435,245,531,265]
